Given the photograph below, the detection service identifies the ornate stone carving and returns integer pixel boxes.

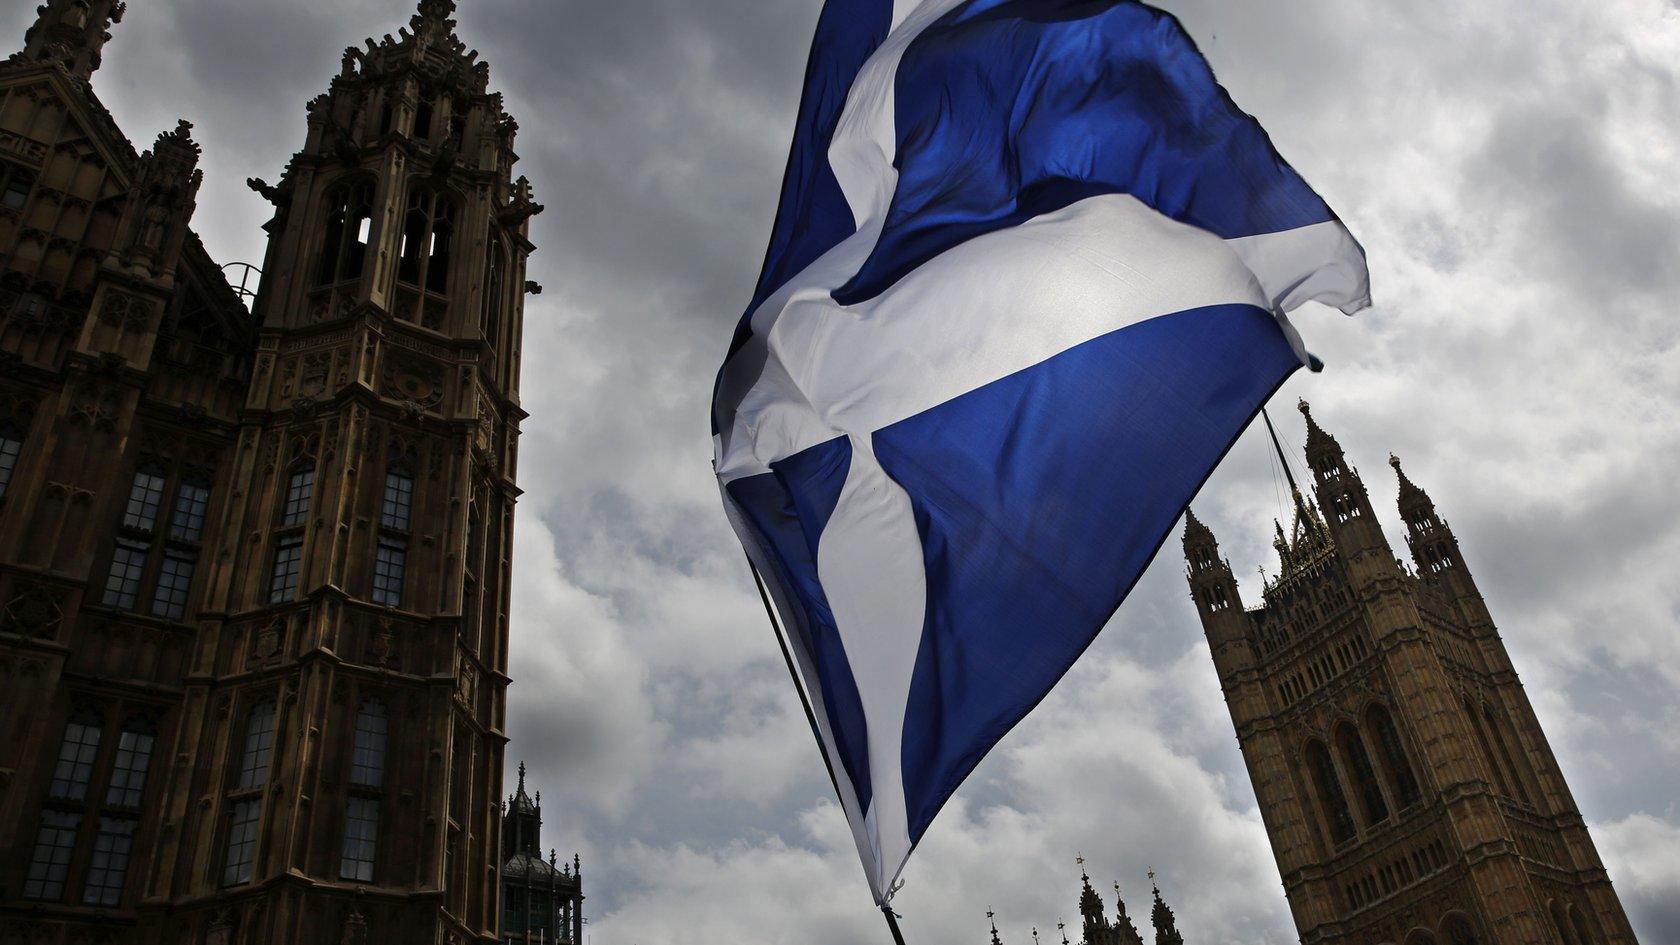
[1,581,64,638]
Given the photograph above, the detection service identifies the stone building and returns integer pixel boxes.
[499,763,583,945]
[1182,403,1637,945]
[988,868,1182,945]
[0,0,541,941]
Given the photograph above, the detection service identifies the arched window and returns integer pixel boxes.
[1464,696,1514,798]
[315,181,373,287]
[1484,704,1535,805]
[1336,722,1389,827]
[1305,739,1356,845]
[1567,903,1594,945]
[1404,931,1439,945]
[1441,913,1480,945]
[1549,900,1577,945]
[1365,704,1422,809]
[397,189,456,294]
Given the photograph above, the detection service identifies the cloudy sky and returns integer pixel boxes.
[11,0,1678,940]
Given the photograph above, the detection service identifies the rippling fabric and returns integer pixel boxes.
[711,0,1370,904]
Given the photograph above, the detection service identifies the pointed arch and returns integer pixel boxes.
[397,187,457,295]
[1304,738,1356,845]
[1335,720,1389,827]
[1440,912,1480,945]
[315,179,374,286]
[1365,702,1422,809]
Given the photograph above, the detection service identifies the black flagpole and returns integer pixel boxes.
[742,552,909,945]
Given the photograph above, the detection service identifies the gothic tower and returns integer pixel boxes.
[0,1,540,942]
[1181,403,1636,945]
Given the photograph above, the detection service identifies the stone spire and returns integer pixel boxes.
[15,0,126,84]
[1112,883,1145,945]
[1389,454,1435,525]
[1149,879,1184,945]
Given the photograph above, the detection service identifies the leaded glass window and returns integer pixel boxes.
[339,796,379,881]
[350,700,387,787]
[22,810,80,900]
[103,539,149,610]
[171,479,210,541]
[371,536,406,606]
[106,728,155,808]
[49,715,102,799]
[380,470,413,530]
[0,432,21,498]
[82,816,137,906]
[269,536,303,603]
[222,799,260,885]
[123,468,167,531]
[282,466,314,526]
[151,549,196,620]
[237,700,276,790]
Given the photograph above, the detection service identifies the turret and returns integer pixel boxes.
[1390,454,1470,583]
[1182,509,1253,680]
[246,0,540,398]
[15,0,125,85]
[1298,400,1395,573]
[1149,881,1184,945]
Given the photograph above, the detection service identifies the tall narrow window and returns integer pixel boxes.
[0,429,21,498]
[1,165,34,211]
[22,810,80,900]
[151,549,196,620]
[1337,723,1390,827]
[1550,901,1577,945]
[222,799,260,886]
[270,536,303,603]
[350,699,388,787]
[237,700,277,789]
[1366,704,1422,809]
[49,710,103,799]
[371,537,406,606]
[1466,696,1515,798]
[123,468,167,531]
[396,189,457,294]
[380,470,413,530]
[482,241,505,345]
[339,796,379,881]
[1568,904,1595,945]
[413,99,435,140]
[282,465,314,526]
[1305,739,1356,845]
[171,478,210,540]
[103,539,149,610]
[82,817,137,906]
[106,725,156,808]
[315,182,373,286]
[1485,704,1535,805]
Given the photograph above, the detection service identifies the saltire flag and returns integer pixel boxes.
[712,0,1369,904]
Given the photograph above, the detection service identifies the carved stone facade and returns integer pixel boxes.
[1182,404,1637,945]
[0,1,539,942]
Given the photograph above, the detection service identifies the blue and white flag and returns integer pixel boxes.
[712,0,1368,903]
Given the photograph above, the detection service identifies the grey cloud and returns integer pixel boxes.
[11,0,1677,939]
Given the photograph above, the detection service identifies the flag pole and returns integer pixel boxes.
[742,552,909,945]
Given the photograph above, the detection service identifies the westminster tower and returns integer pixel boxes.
[1183,403,1636,945]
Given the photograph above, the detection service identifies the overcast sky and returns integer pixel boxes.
[9,0,1678,941]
